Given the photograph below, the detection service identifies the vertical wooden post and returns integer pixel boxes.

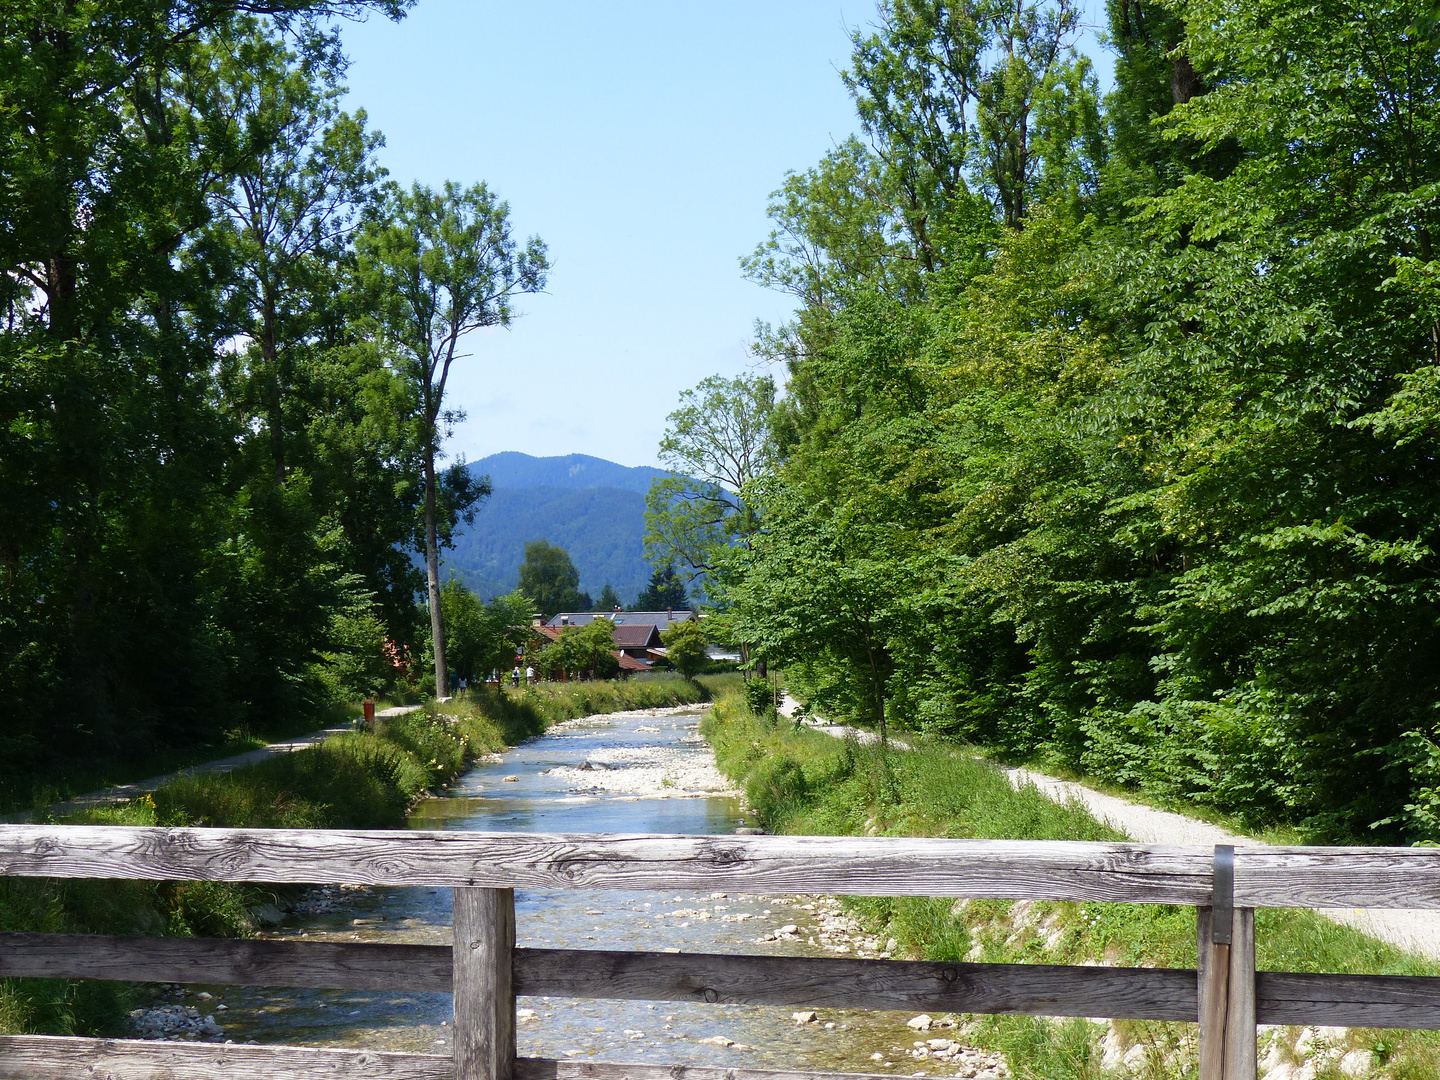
[453,887,515,1080]
[1225,907,1257,1080]
[1199,844,1256,1080]
[1197,906,1229,1080]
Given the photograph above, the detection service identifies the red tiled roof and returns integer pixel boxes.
[616,652,650,672]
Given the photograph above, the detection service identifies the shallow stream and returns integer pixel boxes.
[159,707,990,1075]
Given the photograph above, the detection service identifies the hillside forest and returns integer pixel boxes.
[645,0,1440,842]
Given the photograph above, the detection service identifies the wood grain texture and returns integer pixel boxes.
[1233,846,1440,909]
[515,948,1198,1021]
[1197,907,1227,1080]
[0,826,1213,903]
[515,1058,901,1080]
[0,932,453,991]
[454,888,516,1080]
[1258,972,1440,1029]
[10,931,1440,1031]
[0,932,1194,1020]
[0,1035,454,1080]
[1225,909,1256,1080]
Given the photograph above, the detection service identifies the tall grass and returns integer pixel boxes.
[702,690,1440,1080]
[0,677,706,1039]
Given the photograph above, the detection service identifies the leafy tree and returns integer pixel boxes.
[441,582,531,686]
[357,181,548,697]
[719,0,1440,845]
[644,374,775,594]
[0,0,413,774]
[517,540,591,619]
[632,564,688,612]
[660,618,708,680]
[844,0,1099,248]
[198,21,382,484]
[536,619,619,681]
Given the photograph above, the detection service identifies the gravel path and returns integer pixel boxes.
[1004,765,1440,962]
[779,694,1440,963]
[20,704,425,822]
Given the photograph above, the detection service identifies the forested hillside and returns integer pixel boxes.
[440,452,663,604]
[0,1,545,791]
[713,0,1440,842]
[444,485,649,604]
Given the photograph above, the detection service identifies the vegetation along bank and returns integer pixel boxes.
[702,687,1440,1080]
[0,677,711,1040]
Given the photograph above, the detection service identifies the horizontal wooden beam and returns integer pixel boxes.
[0,826,1213,903]
[8,933,1440,1029]
[0,932,452,991]
[1259,972,1440,1029]
[516,948,1197,1021]
[514,1059,898,1080]
[1234,847,1440,909]
[0,1035,453,1080]
[10,827,1440,908]
[0,933,1193,1019]
[0,1040,909,1080]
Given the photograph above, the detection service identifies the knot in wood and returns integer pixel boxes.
[703,988,720,1003]
[942,968,958,983]
[469,940,481,950]
[697,841,745,867]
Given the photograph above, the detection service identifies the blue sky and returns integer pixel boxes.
[340,2,1113,469]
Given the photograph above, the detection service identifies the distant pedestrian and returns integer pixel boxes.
[525,665,535,685]
[511,666,521,688]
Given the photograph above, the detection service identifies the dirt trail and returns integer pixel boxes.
[780,694,1440,963]
[16,704,424,823]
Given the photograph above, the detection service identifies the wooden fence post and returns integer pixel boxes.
[1226,907,1256,1080]
[1198,905,1228,1080]
[1199,846,1256,1080]
[453,887,515,1080]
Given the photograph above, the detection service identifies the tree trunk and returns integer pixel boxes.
[424,445,449,698]
[262,295,285,484]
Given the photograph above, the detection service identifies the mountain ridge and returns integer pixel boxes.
[441,452,663,604]
[471,451,668,493]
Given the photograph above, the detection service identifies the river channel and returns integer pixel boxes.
[162,707,998,1076]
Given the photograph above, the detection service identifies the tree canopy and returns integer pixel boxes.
[709,0,1440,843]
[632,564,689,612]
[0,3,539,802]
[517,540,591,619]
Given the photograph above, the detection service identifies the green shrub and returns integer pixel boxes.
[745,754,809,823]
[744,677,778,715]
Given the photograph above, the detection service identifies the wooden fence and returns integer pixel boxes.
[3,827,1440,1080]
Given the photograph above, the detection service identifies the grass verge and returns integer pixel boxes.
[0,676,712,1038]
[701,689,1440,1080]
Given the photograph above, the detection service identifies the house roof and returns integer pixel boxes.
[533,622,660,648]
[546,610,695,630]
[616,652,651,672]
[611,624,662,648]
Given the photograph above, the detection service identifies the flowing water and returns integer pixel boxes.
[166,707,967,1074]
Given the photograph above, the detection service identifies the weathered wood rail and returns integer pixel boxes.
[4,828,1440,1080]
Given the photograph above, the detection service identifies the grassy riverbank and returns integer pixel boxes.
[0,676,713,1038]
[701,690,1440,1080]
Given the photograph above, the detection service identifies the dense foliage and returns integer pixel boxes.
[517,540,591,618]
[0,3,537,798]
[723,0,1440,841]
